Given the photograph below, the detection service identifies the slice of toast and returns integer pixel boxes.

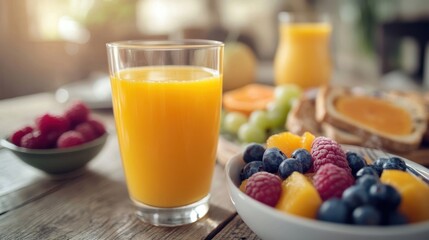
[316,87,427,152]
[320,123,364,145]
[286,90,364,145]
[286,91,322,136]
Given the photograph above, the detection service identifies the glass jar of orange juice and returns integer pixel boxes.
[274,12,332,89]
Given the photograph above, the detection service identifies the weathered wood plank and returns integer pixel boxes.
[0,166,235,239]
[0,150,65,215]
[211,215,260,240]
[0,135,119,215]
[0,136,236,239]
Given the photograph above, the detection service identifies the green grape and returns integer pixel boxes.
[274,84,302,107]
[238,123,267,143]
[224,112,248,134]
[267,111,286,129]
[248,110,270,130]
[266,101,290,129]
[267,99,291,113]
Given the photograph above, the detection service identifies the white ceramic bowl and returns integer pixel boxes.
[225,145,429,240]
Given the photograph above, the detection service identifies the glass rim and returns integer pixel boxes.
[106,39,224,50]
[278,12,330,23]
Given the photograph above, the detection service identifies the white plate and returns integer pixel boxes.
[225,145,429,240]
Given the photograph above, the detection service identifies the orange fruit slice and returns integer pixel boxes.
[223,84,274,116]
[275,172,322,219]
[239,179,248,193]
[380,170,429,223]
[301,132,316,153]
[266,131,315,157]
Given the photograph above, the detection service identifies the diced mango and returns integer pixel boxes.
[239,179,248,193]
[275,172,322,219]
[266,131,315,157]
[380,170,429,223]
[301,132,316,153]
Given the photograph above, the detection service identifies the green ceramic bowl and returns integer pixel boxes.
[1,133,108,175]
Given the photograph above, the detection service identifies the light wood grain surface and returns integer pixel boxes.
[0,93,260,240]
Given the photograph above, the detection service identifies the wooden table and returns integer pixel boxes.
[0,93,260,240]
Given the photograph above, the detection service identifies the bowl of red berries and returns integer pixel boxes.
[1,101,108,175]
[225,131,429,240]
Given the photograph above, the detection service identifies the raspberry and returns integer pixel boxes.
[313,163,354,201]
[57,131,85,148]
[64,101,90,127]
[10,126,34,146]
[245,172,282,207]
[75,122,97,142]
[36,113,70,135]
[311,137,350,172]
[86,118,106,136]
[20,130,50,149]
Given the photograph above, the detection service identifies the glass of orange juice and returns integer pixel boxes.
[274,12,332,89]
[106,40,224,226]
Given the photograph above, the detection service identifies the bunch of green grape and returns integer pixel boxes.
[221,84,302,143]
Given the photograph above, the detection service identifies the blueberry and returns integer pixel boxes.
[240,161,264,181]
[368,165,382,177]
[342,185,370,209]
[356,175,379,191]
[373,157,388,175]
[383,157,406,171]
[317,198,350,224]
[278,158,303,179]
[243,143,266,163]
[373,157,388,169]
[386,211,408,225]
[368,183,401,211]
[352,205,382,225]
[346,151,367,177]
[262,148,286,173]
[291,148,313,173]
[355,166,379,179]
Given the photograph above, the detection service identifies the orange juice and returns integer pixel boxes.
[274,23,332,88]
[111,66,222,207]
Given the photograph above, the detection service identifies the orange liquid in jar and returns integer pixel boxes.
[110,66,222,207]
[274,23,332,89]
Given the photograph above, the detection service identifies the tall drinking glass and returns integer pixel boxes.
[106,40,224,226]
[274,12,332,89]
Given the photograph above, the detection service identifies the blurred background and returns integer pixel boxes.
[1,0,429,100]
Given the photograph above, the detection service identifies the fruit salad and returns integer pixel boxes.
[238,131,429,226]
[9,101,106,149]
